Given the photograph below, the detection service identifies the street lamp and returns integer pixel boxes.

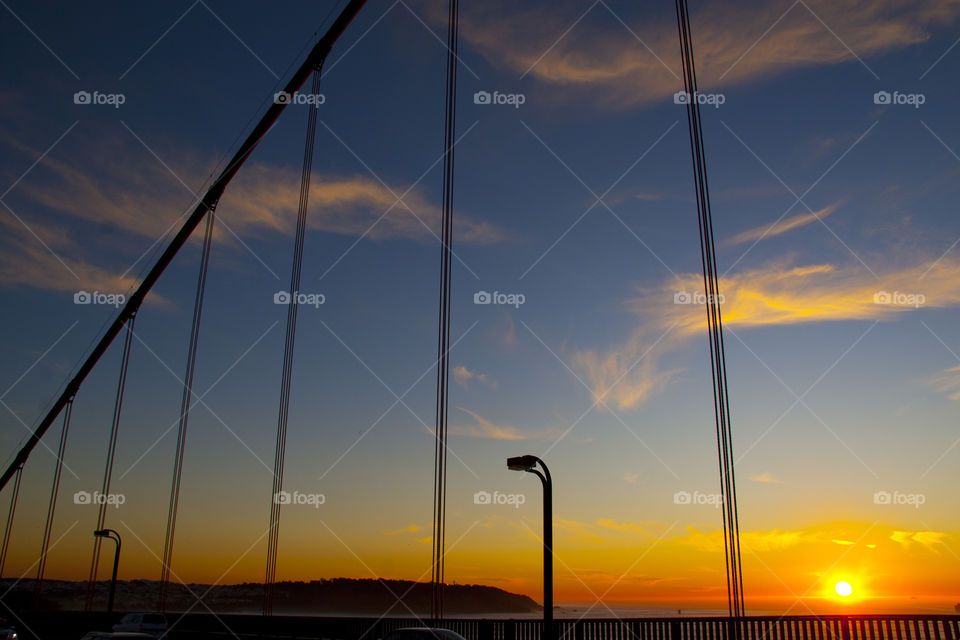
[507,455,553,640]
[93,529,121,616]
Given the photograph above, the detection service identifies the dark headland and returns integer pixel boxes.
[4,578,541,615]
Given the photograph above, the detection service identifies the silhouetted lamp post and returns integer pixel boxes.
[507,455,553,640]
[94,528,121,616]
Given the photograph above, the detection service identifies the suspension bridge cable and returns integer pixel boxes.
[34,396,75,595]
[158,204,218,611]
[264,64,323,617]
[431,0,459,621]
[85,313,137,612]
[0,465,23,577]
[674,0,745,621]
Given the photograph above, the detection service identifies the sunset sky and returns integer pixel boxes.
[0,0,959,615]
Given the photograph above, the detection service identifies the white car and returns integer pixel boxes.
[112,613,168,637]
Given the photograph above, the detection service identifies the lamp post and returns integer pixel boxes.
[94,529,121,616]
[507,455,553,640]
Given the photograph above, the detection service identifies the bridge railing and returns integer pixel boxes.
[175,614,960,640]
[10,612,960,640]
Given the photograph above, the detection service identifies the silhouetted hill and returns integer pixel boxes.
[3,578,540,615]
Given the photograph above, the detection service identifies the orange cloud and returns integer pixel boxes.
[726,204,839,246]
[572,254,960,412]
[449,406,530,440]
[452,364,497,389]
[0,132,506,296]
[438,0,960,109]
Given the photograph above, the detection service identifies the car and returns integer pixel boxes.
[0,628,16,640]
[383,628,468,640]
[81,633,155,640]
[112,613,168,637]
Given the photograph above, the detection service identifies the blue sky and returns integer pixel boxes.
[1,0,959,611]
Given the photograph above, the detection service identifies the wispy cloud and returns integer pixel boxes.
[571,339,681,411]
[725,203,839,246]
[383,524,423,536]
[927,365,960,401]
[644,257,960,337]
[453,364,497,389]
[572,255,960,411]
[449,407,529,440]
[432,0,960,109]
[750,471,783,484]
[0,132,506,295]
[890,529,949,550]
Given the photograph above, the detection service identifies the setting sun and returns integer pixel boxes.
[835,581,854,597]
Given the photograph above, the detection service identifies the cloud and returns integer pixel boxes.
[432,0,960,109]
[634,192,666,202]
[725,204,839,246]
[681,522,894,554]
[453,365,497,389]
[927,365,960,401]
[622,471,640,484]
[384,525,423,536]
[0,214,144,297]
[638,257,960,337]
[0,132,506,296]
[596,519,655,536]
[890,530,949,550]
[572,254,960,411]
[570,334,681,411]
[449,407,529,440]
[749,471,783,484]
[222,164,505,245]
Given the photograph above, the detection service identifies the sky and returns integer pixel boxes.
[0,0,959,616]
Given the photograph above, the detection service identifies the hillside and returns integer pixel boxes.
[5,578,541,615]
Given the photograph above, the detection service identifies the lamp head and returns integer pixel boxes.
[507,455,538,471]
[93,529,109,537]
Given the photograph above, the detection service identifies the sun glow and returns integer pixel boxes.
[835,581,853,597]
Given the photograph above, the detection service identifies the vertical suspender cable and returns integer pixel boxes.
[35,397,75,594]
[674,0,745,622]
[264,64,323,617]
[0,465,23,577]
[431,0,459,621]
[85,313,137,611]
[159,204,218,611]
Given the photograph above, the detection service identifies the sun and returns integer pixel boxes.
[835,581,853,597]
